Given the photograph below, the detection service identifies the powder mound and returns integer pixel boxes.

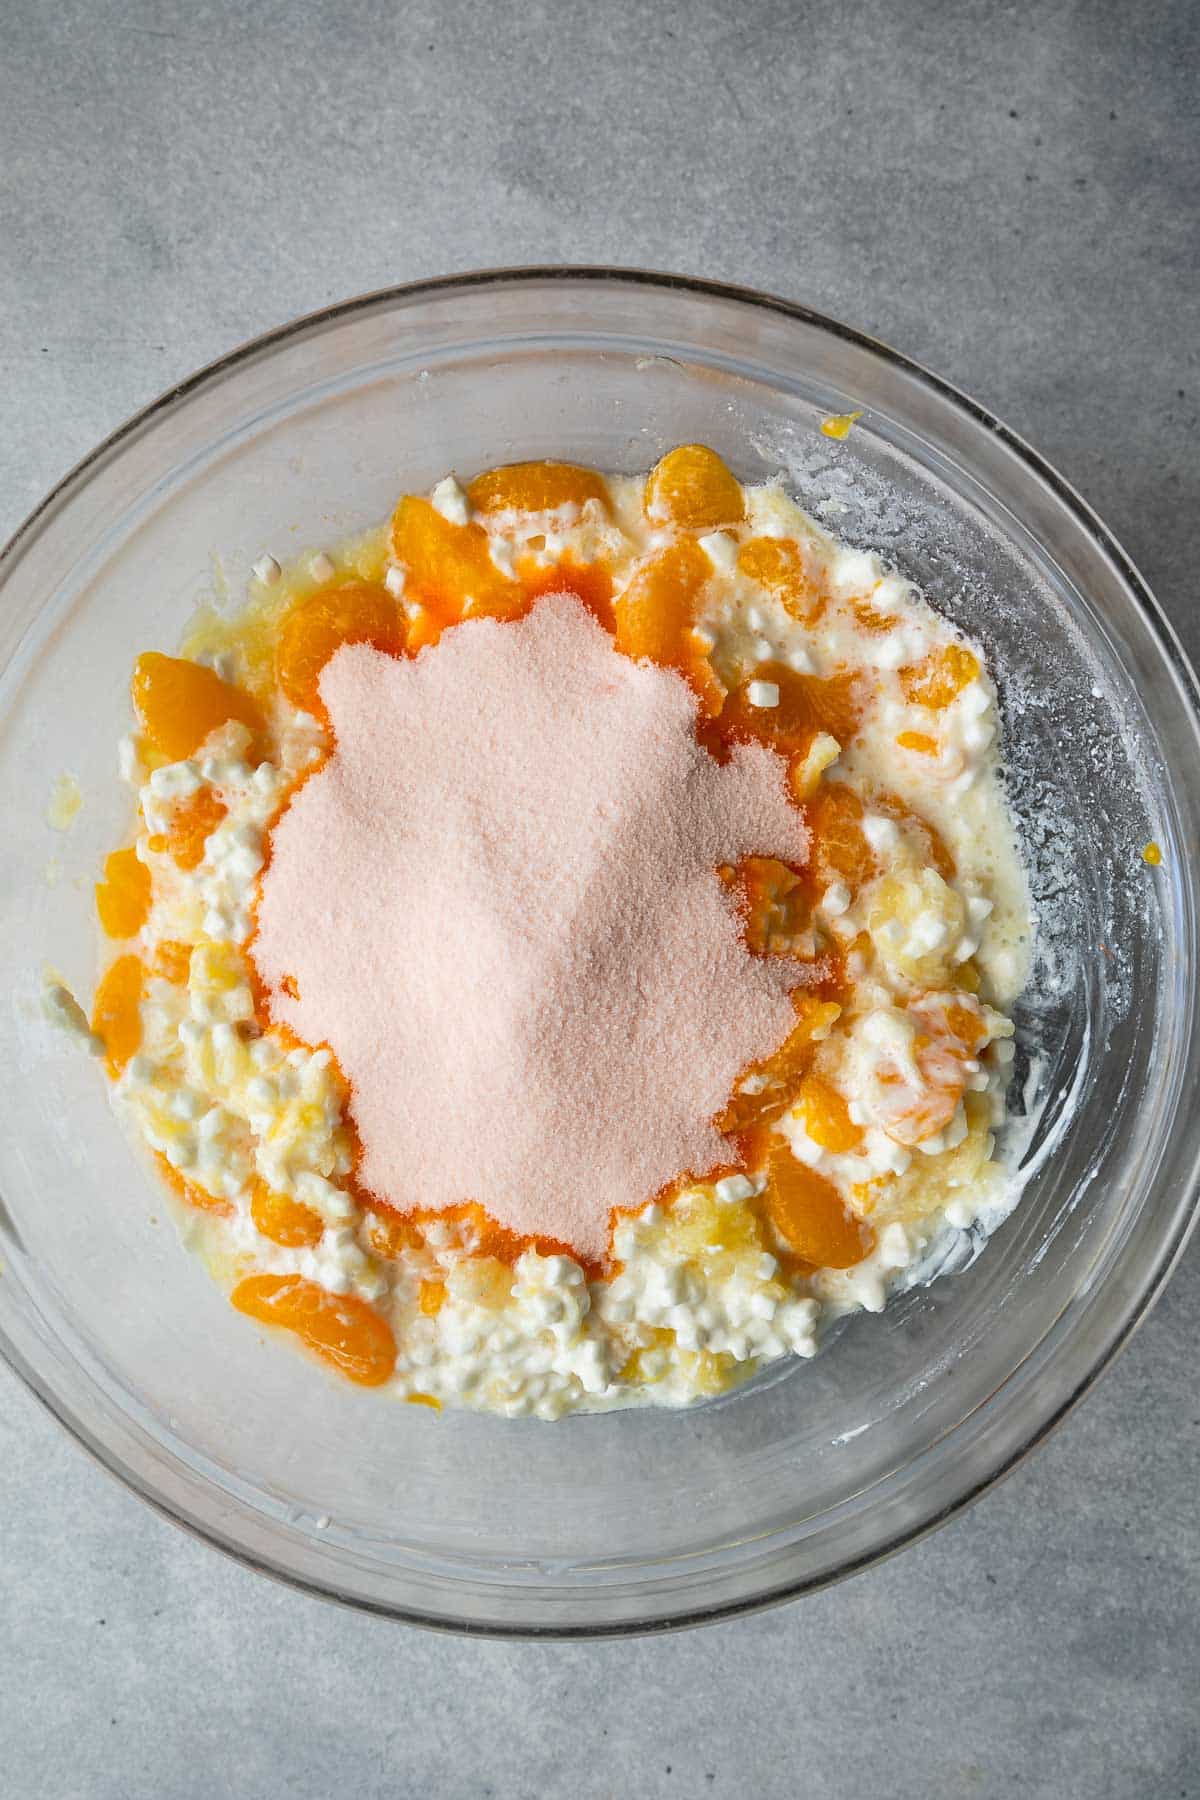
[252,593,810,1261]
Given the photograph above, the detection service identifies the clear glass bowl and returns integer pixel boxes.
[1,269,1197,1637]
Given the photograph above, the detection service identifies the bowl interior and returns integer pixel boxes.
[1,274,1196,1634]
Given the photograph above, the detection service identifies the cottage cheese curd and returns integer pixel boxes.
[82,446,1032,1418]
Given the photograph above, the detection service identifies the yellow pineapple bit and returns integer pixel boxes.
[867,868,968,986]
[821,411,863,440]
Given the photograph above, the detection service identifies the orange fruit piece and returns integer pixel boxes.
[875,994,986,1148]
[466,461,610,516]
[681,631,727,719]
[873,791,955,882]
[366,1211,425,1260]
[900,643,979,710]
[161,789,228,870]
[719,661,859,757]
[896,730,938,755]
[612,540,723,716]
[807,781,878,891]
[726,855,814,957]
[796,1073,863,1152]
[854,600,896,632]
[737,537,825,626]
[916,993,989,1053]
[717,995,842,1136]
[152,939,193,983]
[231,1274,397,1386]
[419,1278,447,1317]
[390,495,523,638]
[277,580,404,715]
[95,847,151,940]
[250,1180,324,1248]
[91,954,143,1075]
[521,557,616,633]
[759,1141,872,1268]
[131,653,264,762]
[156,1153,233,1217]
[644,444,745,530]
[877,1074,962,1149]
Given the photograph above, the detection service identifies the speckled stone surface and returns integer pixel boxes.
[1,1,1198,1794]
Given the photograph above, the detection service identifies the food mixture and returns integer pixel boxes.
[82,444,1032,1418]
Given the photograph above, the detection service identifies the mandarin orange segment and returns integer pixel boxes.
[644,444,745,530]
[717,996,842,1136]
[131,653,264,762]
[231,1274,397,1386]
[426,1200,583,1269]
[156,1153,233,1217]
[727,855,814,957]
[759,1142,872,1268]
[681,630,727,720]
[419,1278,447,1317]
[91,954,143,1075]
[737,537,825,626]
[900,643,979,710]
[366,1211,425,1259]
[896,730,939,755]
[250,1180,325,1248]
[719,661,859,757]
[612,539,722,714]
[614,539,710,663]
[796,1073,864,1152]
[939,999,990,1050]
[807,781,878,891]
[874,792,956,881]
[877,1076,962,1148]
[277,580,404,714]
[854,600,897,632]
[152,939,194,984]
[871,995,986,1148]
[95,847,151,939]
[390,495,522,629]
[163,789,228,870]
[466,460,609,517]
[521,557,616,633]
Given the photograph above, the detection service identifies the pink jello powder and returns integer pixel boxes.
[251,593,811,1261]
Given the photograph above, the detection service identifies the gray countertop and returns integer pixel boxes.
[2,2,1197,1795]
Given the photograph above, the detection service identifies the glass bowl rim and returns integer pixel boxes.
[2,264,1198,1638]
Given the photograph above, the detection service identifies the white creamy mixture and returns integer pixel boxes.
[95,467,1032,1419]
